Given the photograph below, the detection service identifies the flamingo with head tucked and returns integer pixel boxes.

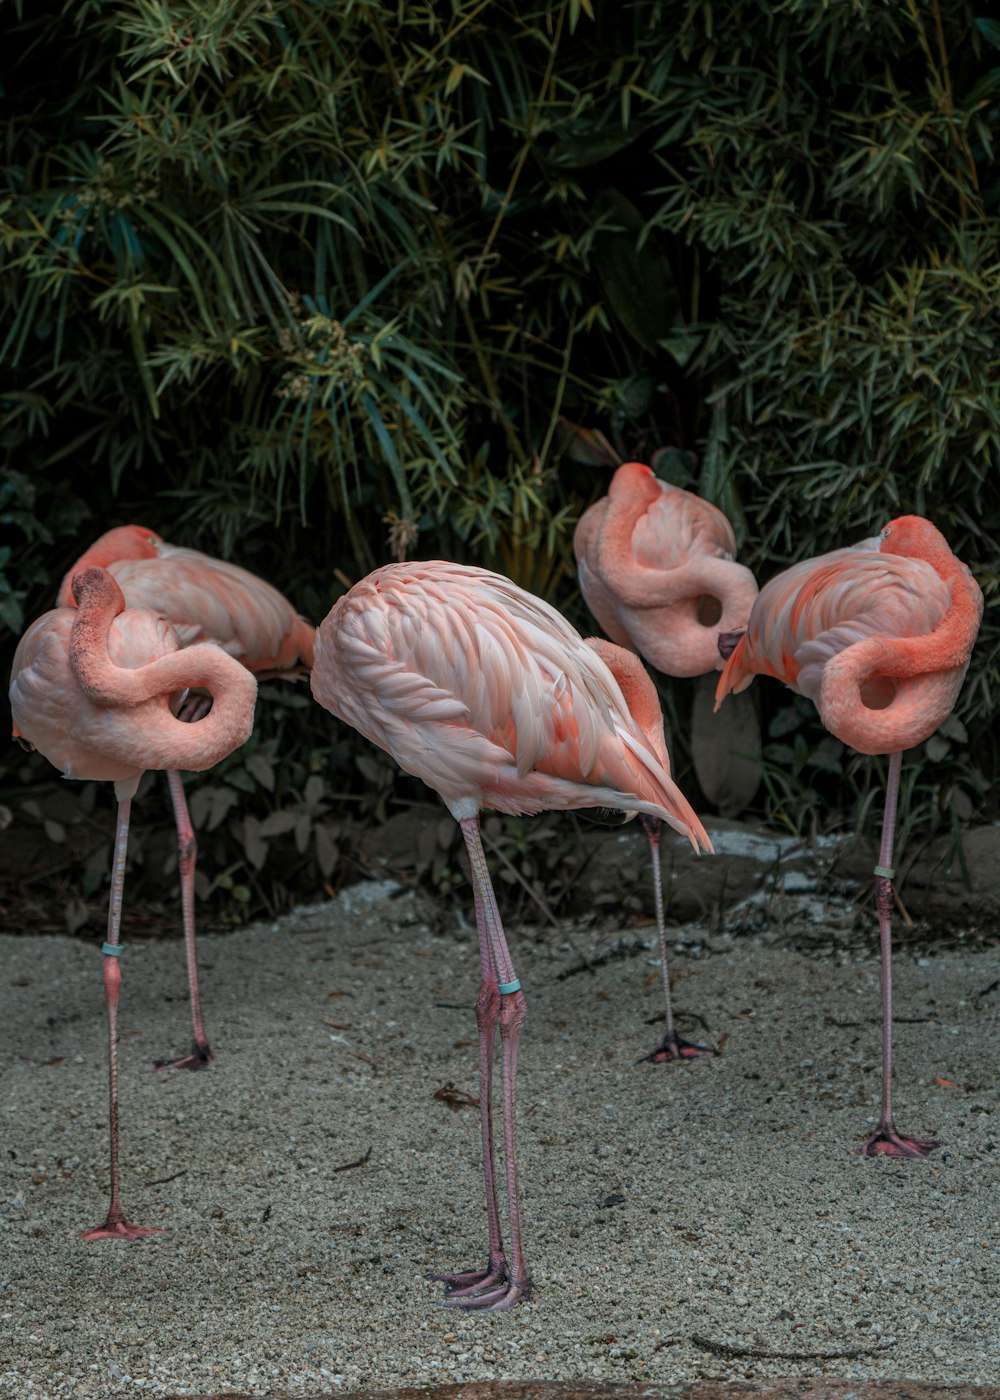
[715,515,983,1157]
[310,559,712,1310]
[58,525,314,1069]
[574,461,759,1061]
[573,462,758,674]
[10,568,257,1237]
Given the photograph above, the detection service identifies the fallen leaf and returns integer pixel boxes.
[434,1081,480,1111]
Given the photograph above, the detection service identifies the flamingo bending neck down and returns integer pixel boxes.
[574,461,759,1061]
[59,524,314,1069]
[716,515,983,1158]
[581,637,707,1061]
[310,560,712,1310]
[573,463,759,676]
[10,567,257,1238]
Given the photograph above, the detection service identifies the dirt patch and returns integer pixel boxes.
[2,869,998,1399]
[163,1381,1000,1400]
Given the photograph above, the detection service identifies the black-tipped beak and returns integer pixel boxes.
[717,630,744,660]
[577,806,635,827]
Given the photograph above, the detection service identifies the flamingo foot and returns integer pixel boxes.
[428,1258,506,1294]
[80,1214,168,1242]
[153,1041,213,1071]
[443,1278,532,1311]
[861,1125,938,1160]
[430,1261,532,1311]
[637,1034,713,1065]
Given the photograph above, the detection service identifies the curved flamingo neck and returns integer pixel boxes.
[590,465,756,621]
[590,464,667,608]
[598,553,758,677]
[818,639,970,755]
[717,516,982,754]
[584,637,668,762]
[879,516,983,673]
[68,567,258,772]
[817,516,982,755]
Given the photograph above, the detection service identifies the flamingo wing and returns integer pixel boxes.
[313,563,710,848]
[108,546,314,673]
[630,481,738,572]
[716,540,955,703]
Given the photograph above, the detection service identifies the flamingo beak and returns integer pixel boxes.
[578,806,635,827]
[717,629,744,660]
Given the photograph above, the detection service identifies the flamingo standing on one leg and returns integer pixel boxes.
[715,515,983,1158]
[58,525,315,1069]
[574,461,759,1061]
[573,462,759,675]
[10,568,257,1237]
[310,560,712,1310]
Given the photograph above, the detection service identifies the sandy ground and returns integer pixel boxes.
[1,827,998,1400]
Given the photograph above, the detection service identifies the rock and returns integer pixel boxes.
[691,674,762,817]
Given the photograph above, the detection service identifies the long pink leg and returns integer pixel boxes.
[429,867,508,1295]
[431,816,531,1311]
[861,751,938,1160]
[81,797,166,1241]
[154,771,212,1070]
[637,817,712,1065]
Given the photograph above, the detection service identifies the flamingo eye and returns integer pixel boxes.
[880,525,891,540]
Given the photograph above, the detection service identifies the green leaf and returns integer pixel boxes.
[975,17,1000,50]
[591,189,688,359]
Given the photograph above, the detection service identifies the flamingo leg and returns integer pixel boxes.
[428,865,507,1294]
[81,797,166,1241]
[154,771,212,1071]
[431,816,531,1311]
[861,751,938,1160]
[636,816,712,1065]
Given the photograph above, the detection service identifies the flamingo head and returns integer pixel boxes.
[57,525,163,607]
[878,515,950,562]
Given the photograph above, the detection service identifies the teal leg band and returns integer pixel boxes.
[102,942,124,957]
[873,865,895,880]
[498,979,521,995]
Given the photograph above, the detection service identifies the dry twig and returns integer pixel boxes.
[434,1081,480,1111]
[691,1331,895,1362]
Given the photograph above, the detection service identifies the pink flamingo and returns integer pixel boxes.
[573,462,759,675]
[10,567,257,1237]
[58,525,314,1069]
[715,515,983,1158]
[311,560,712,1310]
[574,461,759,1061]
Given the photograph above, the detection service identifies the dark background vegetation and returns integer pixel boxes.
[2,0,999,938]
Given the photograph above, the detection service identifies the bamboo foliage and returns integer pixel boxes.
[2,0,998,700]
[2,0,999,926]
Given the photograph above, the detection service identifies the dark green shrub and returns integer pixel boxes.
[2,0,997,931]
